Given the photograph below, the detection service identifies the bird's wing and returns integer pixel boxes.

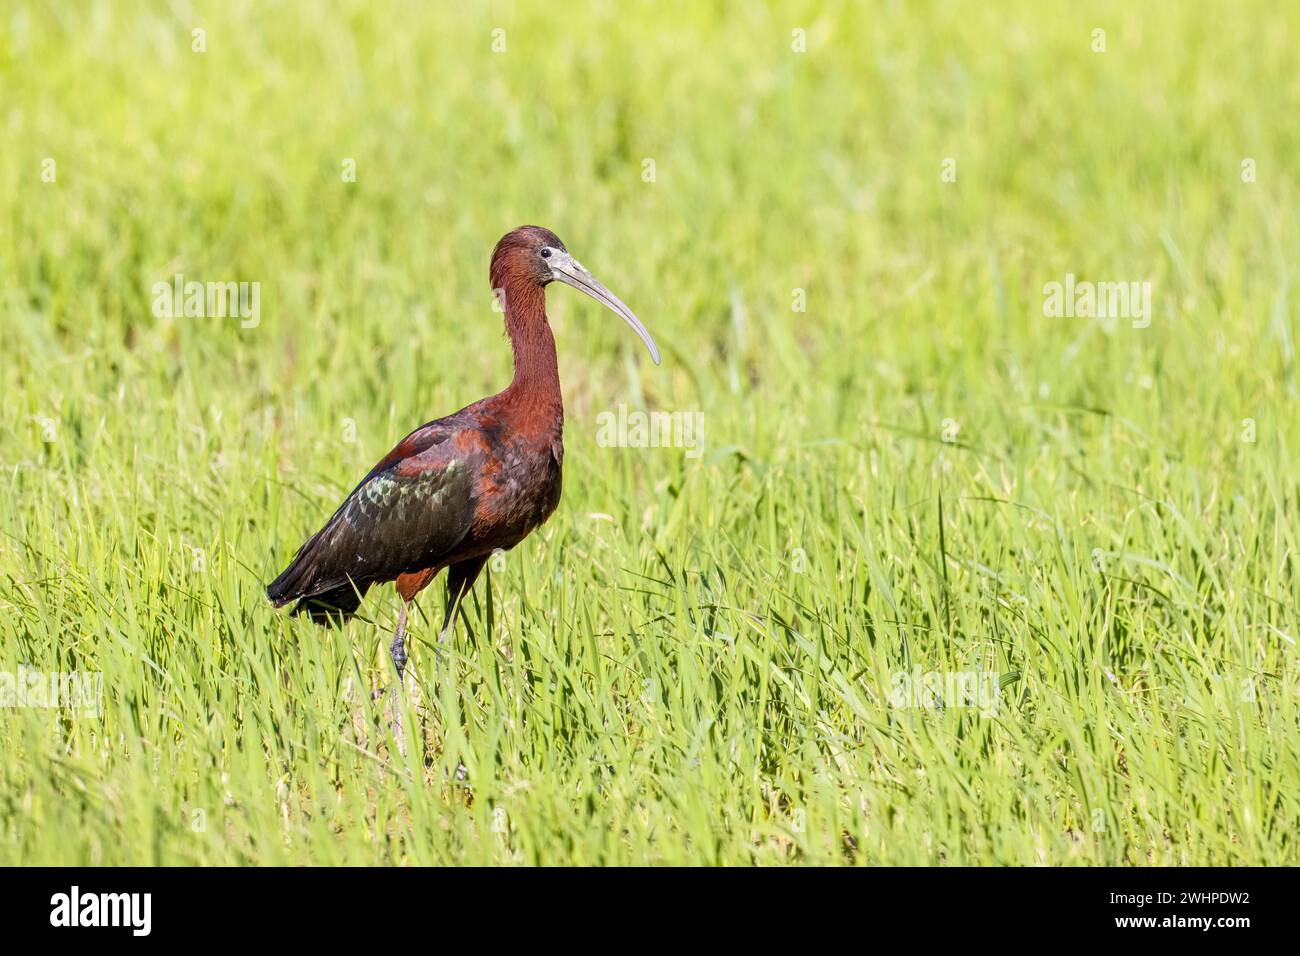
[266,419,479,605]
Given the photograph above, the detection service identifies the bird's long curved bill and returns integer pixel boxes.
[553,258,661,365]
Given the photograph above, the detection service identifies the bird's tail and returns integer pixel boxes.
[288,582,369,626]
[266,536,369,626]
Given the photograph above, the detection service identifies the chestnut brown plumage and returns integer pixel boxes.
[266,226,659,748]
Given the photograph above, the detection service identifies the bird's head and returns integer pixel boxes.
[491,225,660,365]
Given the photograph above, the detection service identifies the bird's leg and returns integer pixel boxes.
[437,607,457,648]
[391,601,409,679]
[439,557,486,787]
[390,601,409,757]
[440,556,488,649]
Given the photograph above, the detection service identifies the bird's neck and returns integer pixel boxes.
[498,276,563,426]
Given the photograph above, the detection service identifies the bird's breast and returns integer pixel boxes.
[468,434,563,549]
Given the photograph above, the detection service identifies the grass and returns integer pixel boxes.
[1,0,1298,865]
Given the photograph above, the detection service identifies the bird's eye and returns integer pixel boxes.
[540,248,552,259]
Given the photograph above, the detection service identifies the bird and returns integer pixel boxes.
[265,225,660,748]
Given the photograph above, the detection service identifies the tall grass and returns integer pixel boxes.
[1,0,1297,864]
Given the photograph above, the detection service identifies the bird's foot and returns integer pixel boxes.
[406,668,425,715]
[391,683,406,758]
[389,621,409,758]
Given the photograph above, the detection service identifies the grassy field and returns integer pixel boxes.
[2,0,1298,865]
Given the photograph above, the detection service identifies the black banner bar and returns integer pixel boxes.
[0,866,1279,941]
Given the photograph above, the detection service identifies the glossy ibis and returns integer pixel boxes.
[266,226,659,746]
